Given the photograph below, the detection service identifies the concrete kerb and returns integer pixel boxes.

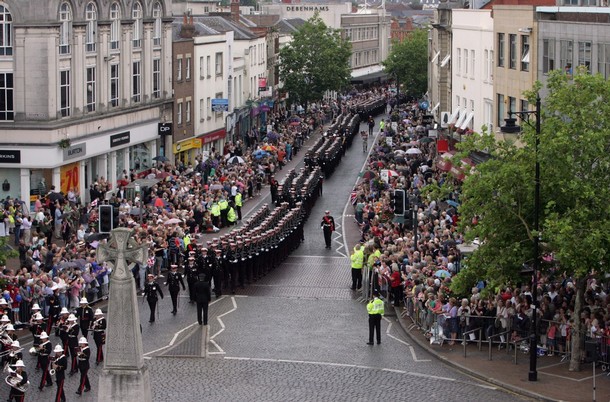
[392,307,558,402]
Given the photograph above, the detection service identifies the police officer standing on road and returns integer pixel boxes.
[366,291,384,345]
[193,274,212,325]
[142,274,164,323]
[320,210,335,249]
[165,264,186,315]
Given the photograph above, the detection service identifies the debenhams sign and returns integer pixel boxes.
[286,5,330,11]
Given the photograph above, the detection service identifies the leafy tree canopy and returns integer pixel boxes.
[383,28,428,98]
[278,13,352,106]
[453,68,610,296]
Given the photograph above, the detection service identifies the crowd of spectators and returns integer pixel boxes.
[351,101,610,358]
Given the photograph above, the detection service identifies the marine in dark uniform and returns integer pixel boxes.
[320,210,335,249]
[91,309,106,365]
[66,315,80,375]
[185,255,199,303]
[142,275,164,323]
[37,332,53,390]
[165,264,186,315]
[75,337,91,395]
[53,345,68,402]
[75,298,94,338]
[193,274,212,326]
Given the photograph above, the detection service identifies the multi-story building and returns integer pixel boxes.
[171,6,267,162]
[447,8,494,134]
[0,0,173,204]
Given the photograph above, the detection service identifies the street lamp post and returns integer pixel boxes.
[500,95,541,382]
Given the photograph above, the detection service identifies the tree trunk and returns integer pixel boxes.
[569,277,586,372]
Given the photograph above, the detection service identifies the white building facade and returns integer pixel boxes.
[0,0,173,204]
[448,9,494,134]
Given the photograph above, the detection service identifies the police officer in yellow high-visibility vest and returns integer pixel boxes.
[350,243,364,290]
[367,291,384,345]
[379,119,385,132]
[218,197,229,228]
[210,201,221,229]
[227,202,237,226]
[234,191,243,221]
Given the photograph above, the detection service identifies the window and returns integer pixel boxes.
[153,2,162,46]
[186,100,191,123]
[456,48,461,75]
[176,57,182,81]
[60,70,70,117]
[132,61,141,103]
[199,98,204,121]
[110,64,119,107]
[508,96,516,116]
[59,2,72,54]
[86,67,96,112]
[578,41,592,72]
[132,2,142,48]
[110,2,120,50]
[85,2,97,52]
[206,56,211,77]
[509,34,517,69]
[597,43,610,79]
[543,39,555,74]
[215,52,223,75]
[497,94,505,127]
[0,73,13,120]
[0,5,13,56]
[153,59,161,99]
[470,50,475,78]
[214,93,223,118]
[186,56,191,80]
[177,101,183,125]
[489,51,494,81]
[520,99,529,113]
[520,35,530,71]
[206,97,211,119]
[497,33,505,67]
[560,40,573,76]
[464,49,469,76]
[484,50,489,81]
[199,57,204,78]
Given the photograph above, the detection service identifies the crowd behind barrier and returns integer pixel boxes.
[349,99,610,369]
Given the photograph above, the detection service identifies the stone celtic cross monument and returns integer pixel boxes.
[96,228,151,402]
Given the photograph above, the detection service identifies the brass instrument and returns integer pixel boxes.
[49,356,59,376]
[28,346,39,357]
[0,347,22,358]
[0,332,13,347]
[5,370,29,393]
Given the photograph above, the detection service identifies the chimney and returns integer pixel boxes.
[231,0,240,23]
[180,11,196,39]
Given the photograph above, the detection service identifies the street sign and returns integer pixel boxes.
[211,98,229,112]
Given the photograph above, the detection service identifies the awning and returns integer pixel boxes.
[173,138,202,154]
[431,51,440,63]
[460,112,475,130]
[455,109,468,127]
[199,128,226,144]
[447,107,460,125]
[350,70,389,85]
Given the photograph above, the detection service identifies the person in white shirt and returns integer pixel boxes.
[21,215,32,245]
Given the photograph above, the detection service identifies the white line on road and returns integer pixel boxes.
[207,296,238,354]
[383,317,431,362]
[143,296,226,357]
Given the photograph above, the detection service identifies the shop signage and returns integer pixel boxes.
[201,129,226,144]
[0,150,21,164]
[258,77,267,92]
[63,143,86,161]
[211,99,229,112]
[158,122,173,136]
[110,131,130,148]
[285,5,330,12]
[60,161,80,195]
[173,138,202,154]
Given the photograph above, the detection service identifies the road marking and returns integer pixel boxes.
[284,255,348,260]
[383,317,431,362]
[143,296,226,357]
[208,296,238,354]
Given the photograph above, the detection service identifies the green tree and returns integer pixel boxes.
[278,13,352,107]
[383,28,428,98]
[0,237,17,266]
[455,68,610,371]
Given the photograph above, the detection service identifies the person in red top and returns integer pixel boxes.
[389,263,403,307]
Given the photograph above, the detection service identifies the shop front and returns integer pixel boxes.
[173,138,203,166]
[0,150,23,201]
[199,128,226,152]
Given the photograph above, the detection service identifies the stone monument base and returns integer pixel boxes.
[97,366,152,402]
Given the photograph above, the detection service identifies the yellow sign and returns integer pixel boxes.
[173,138,202,154]
[60,162,80,195]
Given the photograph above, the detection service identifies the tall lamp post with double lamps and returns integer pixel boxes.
[500,95,541,382]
